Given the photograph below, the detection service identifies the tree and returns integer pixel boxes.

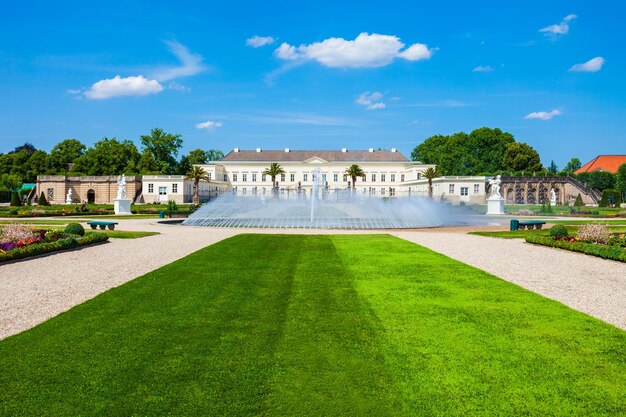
[71,138,141,175]
[139,128,183,174]
[0,173,22,192]
[206,149,224,161]
[38,191,50,206]
[263,162,285,191]
[548,160,558,175]
[563,157,582,174]
[616,163,626,201]
[49,139,86,173]
[10,191,22,207]
[185,166,209,204]
[577,171,616,191]
[422,167,441,199]
[574,193,584,207]
[411,127,515,175]
[9,142,37,155]
[502,142,543,173]
[345,164,365,192]
[24,150,49,182]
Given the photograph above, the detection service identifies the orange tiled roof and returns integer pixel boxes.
[575,155,626,174]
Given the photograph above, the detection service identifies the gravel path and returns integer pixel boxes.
[1,220,624,340]
[392,231,626,330]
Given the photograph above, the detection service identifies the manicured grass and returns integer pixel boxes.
[85,230,160,239]
[0,219,72,225]
[0,235,624,416]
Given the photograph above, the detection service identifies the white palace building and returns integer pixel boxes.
[38,148,487,205]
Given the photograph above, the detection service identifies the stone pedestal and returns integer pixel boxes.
[114,198,132,215]
[486,196,505,215]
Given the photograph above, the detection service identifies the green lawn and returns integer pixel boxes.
[471,225,626,239]
[0,234,624,416]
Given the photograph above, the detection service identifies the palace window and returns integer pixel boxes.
[401,174,405,182]
[148,183,154,193]
[390,188,395,197]
[290,173,295,182]
[343,175,348,182]
[361,175,365,182]
[474,184,480,194]
[233,174,238,182]
[281,174,285,182]
[417,173,422,180]
[390,174,395,182]
[461,187,468,196]
[371,174,376,182]
[381,188,386,195]
[223,174,228,181]
[47,188,54,200]
[381,174,386,182]
[333,174,338,182]
[172,184,178,194]
[242,174,247,182]
[449,184,455,194]
[159,186,167,196]
[252,173,256,182]
[262,174,266,182]
[303,173,308,182]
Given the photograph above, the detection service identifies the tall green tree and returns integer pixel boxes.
[616,163,626,200]
[71,138,141,175]
[502,142,543,173]
[548,160,558,175]
[0,173,22,192]
[139,128,182,174]
[411,127,515,175]
[345,164,365,192]
[577,171,616,191]
[205,149,224,161]
[263,162,285,190]
[9,142,37,155]
[563,157,582,174]
[49,139,86,173]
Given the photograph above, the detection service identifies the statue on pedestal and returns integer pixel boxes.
[65,189,73,204]
[550,188,557,205]
[488,175,502,199]
[114,174,131,215]
[116,175,127,199]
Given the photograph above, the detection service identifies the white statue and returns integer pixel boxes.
[116,174,127,199]
[550,188,557,205]
[488,175,502,199]
[65,189,73,204]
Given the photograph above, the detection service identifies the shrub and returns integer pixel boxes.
[549,225,568,239]
[10,192,22,207]
[0,233,108,263]
[573,193,584,207]
[45,230,67,242]
[38,192,50,206]
[168,200,178,212]
[599,189,622,208]
[64,223,85,236]
[577,224,611,244]
[8,209,18,215]
[525,235,626,263]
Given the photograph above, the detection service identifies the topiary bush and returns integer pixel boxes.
[573,193,584,207]
[549,225,569,239]
[10,192,22,207]
[599,189,622,208]
[38,192,50,206]
[64,222,85,236]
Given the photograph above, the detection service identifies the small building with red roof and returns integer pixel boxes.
[575,155,626,174]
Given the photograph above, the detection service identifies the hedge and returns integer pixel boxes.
[0,233,109,264]
[525,235,626,263]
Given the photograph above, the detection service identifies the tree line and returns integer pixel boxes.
[0,128,223,192]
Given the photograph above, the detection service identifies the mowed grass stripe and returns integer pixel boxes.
[333,235,626,415]
[0,234,624,416]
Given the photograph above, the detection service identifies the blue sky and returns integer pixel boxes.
[1,1,624,167]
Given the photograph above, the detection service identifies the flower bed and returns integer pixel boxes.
[0,224,109,263]
[525,234,626,263]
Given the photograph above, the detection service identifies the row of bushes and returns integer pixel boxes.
[525,234,626,263]
[0,233,109,264]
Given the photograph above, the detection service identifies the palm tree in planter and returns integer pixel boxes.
[423,167,441,199]
[263,162,285,195]
[185,165,209,204]
[345,164,365,193]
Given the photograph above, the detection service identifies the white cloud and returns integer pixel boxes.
[152,40,206,82]
[472,65,494,73]
[569,56,605,72]
[195,120,223,129]
[539,14,577,37]
[524,109,562,120]
[246,35,275,48]
[355,91,386,110]
[84,75,163,99]
[274,33,434,68]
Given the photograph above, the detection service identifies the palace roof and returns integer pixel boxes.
[221,149,410,163]
[575,155,626,174]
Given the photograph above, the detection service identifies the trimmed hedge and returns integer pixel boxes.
[525,235,626,263]
[0,233,109,264]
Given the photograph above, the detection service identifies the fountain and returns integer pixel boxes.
[183,167,469,229]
